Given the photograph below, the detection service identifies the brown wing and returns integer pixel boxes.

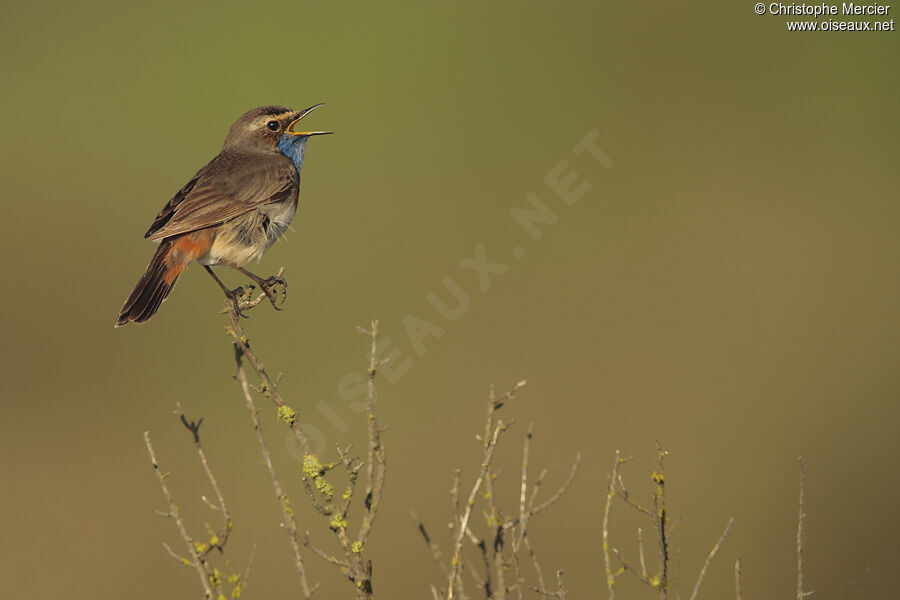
[145,150,298,241]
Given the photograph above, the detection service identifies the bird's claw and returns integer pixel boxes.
[259,276,287,309]
[224,286,250,319]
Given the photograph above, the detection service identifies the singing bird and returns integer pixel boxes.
[115,105,330,327]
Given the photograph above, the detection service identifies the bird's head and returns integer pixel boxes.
[223,104,331,154]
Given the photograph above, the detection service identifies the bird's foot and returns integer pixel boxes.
[224,286,251,318]
[258,275,287,309]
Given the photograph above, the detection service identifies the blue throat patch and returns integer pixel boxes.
[277,134,309,176]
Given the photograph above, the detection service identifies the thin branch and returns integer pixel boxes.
[174,403,233,553]
[411,511,449,579]
[447,421,504,600]
[162,541,190,565]
[298,530,351,570]
[518,424,532,540]
[223,278,311,456]
[482,383,513,600]
[688,517,734,600]
[240,544,257,595]
[674,549,681,600]
[529,453,581,519]
[225,296,387,598]
[652,444,669,600]
[466,547,489,598]
[334,444,362,524]
[414,379,574,598]
[612,547,659,590]
[735,556,743,600]
[357,321,387,550]
[235,351,312,598]
[603,451,625,599]
[638,528,648,579]
[451,469,461,525]
[523,533,546,593]
[797,458,813,599]
[616,473,653,517]
[531,570,568,599]
[144,432,216,598]
[510,422,535,600]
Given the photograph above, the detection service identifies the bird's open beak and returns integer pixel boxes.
[286,103,332,137]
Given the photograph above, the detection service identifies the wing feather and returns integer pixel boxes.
[145,151,298,241]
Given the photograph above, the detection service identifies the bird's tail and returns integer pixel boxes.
[115,240,186,327]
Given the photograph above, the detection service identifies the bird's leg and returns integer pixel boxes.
[204,266,250,318]
[234,266,287,309]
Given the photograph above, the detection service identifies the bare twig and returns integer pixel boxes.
[298,530,351,569]
[240,544,257,594]
[687,517,734,600]
[146,404,252,599]
[447,422,504,599]
[735,556,743,600]
[638,528,648,579]
[451,470,461,527]
[529,453,581,518]
[518,424,532,542]
[531,570,568,599]
[616,475,653,517]
[224,289,387,598]
[612,547,659,590]
[523,534,546,593]
[652,444,669,600]
[606,447,735,600]
[223,273,311,456]
[174,403,233,553]
[235,352,313,598]
[797,458,813,600]
[510,422,536,600]
[144,432,217,599]
[603,451,624,599]
[483,383,517,600]
[674,549,681,600]
[415,379,576,598]
[412,511,450,579]
[356,321,387,551]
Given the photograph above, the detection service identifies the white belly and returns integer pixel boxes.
[261,199,297,239]
[202,201,297,267]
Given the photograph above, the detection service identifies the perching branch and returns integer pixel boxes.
[142,273,822,600]
[223,270,312,456]
[234,348,314,597]
[224,288,386,598]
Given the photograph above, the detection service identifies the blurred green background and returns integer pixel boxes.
[1,1,897,597]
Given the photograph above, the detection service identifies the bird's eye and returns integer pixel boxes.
[266,120,280,131]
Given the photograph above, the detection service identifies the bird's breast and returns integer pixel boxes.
[261,196,298,234]
[202,198,297,267]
